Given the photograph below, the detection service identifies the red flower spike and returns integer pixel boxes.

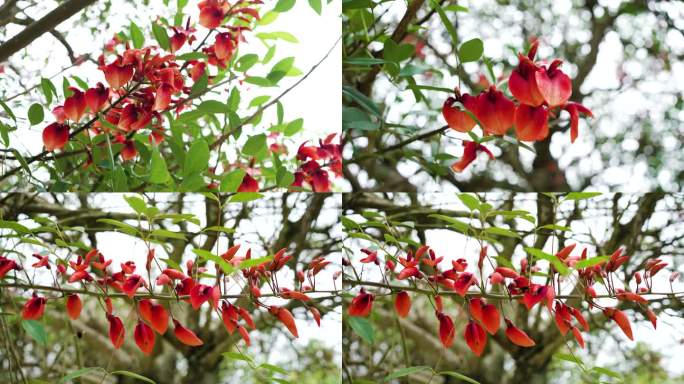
[464,320,487,356]
[22,294,46,320]
[394,291,411,318]
[571,326,585,348]
[442,95,476,133]
[504,319,536,347]
[85,83,109,113]
[469,298,484,323]
[453,272,476,296]
[437,312,455,348]
[64,88,86,121]
[604,308,633,341]
[495,267,518,279]
[535,60,572,107]
[66,294,82,320]
[509,52,545,107]
[348,290,374,317]
[522,284,548,310]
[473,87,515,135]
[481,304,500,335]
[554,303,572,336]
[237,306,255,329]
[514,104,549,142]
[42,123,70,151]
[237,173,259,192]
[173,319,204,346]
[134,321,156,355]
[451,141,494,173]
[107,314,125,348]
[563,102,593,143]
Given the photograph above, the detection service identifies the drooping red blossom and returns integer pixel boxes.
[452,140,494,173]
[238,325,251,346]
[107,314,125,348]
[535,60,572,107]
[604,308,633,340]
[469,298,484,323]
[85,82,109,113]
[199,2,226,29]
[442,93,477,132]
[42,123,70,151]
[66,294,82,320]
[464,320,487,356]
[153,83,174,111]
[122,274,144,298]
[22,294,47,320]
[481,304,500,335]
[102,57,134,89]
[437,312,455,348]
[394,291,411,318]
[472,86,515,135]
[310,307,321,327]
[63,88,86,121]
[0,256,19,278]
[190,284,213,310]
[173,319,204,346]
[134,321,156,355]
[348,289,374,317]
[139,299,169,334]
[237,173,259,192]
[504,319,536,347]
[120,139,138,161]
[169,31,188,53]
[312,169,331,192]
[214,32,235,60]
[515,104,549,142]
[271,306,299,338]
[453,272,476,296]
[509,41,545,107]
[571,326,585,348]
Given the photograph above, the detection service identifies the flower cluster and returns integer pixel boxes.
[7,244,331,355]
[442,40,593,172]
[293,133,342,192]
[347,244,672,356]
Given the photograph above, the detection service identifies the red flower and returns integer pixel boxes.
[394,291,411,318]
[472,86,515,135]
[571,326,585,348]
[120,139,138,161]
[563,102,593,143]
[139,299,169,334]
[102,58,134,89]
[153,83,174,111]
[481,303,500,335]
[469,298,484,323]
[604,308,633,340]
[237,173,259,192]
[214,32,234,60]
[451,141,494,173]
[509,41,545,107]
[22,294,46,320]
[522,284,551,310]
[64,88,86,121]
[169,31,187,53]
[504,319,536,347]
[0,256,18,278]
[42,123,70,151]
[515,104,549,142]
[310,307,321,327]
[271,306,299,338]
[134,321,156,355]
[442,94,477,132]
[453,272,476,296]
[190,284,213,310]
[173,319,204,346]
[66,294,82,320]
[122,274,144,298]
[85,82,109,113]
[238,325,251,346]
[437,312,455,348]
[312,169,331,192]
[348,289,374,317]
[199,3,225,29]
[535,60,572,107]
[464,320,487,356]
[107,314,125,348]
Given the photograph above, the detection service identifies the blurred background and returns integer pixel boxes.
[342,0,684,192]
[342,192,684,383]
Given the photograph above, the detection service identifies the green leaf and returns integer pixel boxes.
[220,169,246,192]
[484,227,521,238]
[28,103,44,125]
[190,72,209,96]
[591,367,622,379]
[222,351,253,363]
[385,366,432,381]
[40,78,56,105]
[229,193,263,203]
[458,38,484,63]
[439,371,481,384]
[267,57,294,84]
[110,371,156,384]
[197,100,229,114]
[238,256,272,269]
[274,0,296,12]
[538,224,571,232]
[124,195,148,216]
[574,256,610,269]
[97,218,139,235]
[130,22,144,49]
[236,53,259,72]
[22,320,48,346]
[242,134,267,156]
[59,367,104,384]
[428,214,469,233]
[175,52,208,61]
[458,193,480,210]
[284,118,303,136]
[344,57,387,66]
[524,247,570,276]
[563,192,602,201]
[259,363,288,375]
[184,139,210,176]
[342,85,381,117]
[347,316,374,344]
[152,22,170,50]
[256,31,299,43]
[383,39,414,63]
[0,220,32,234]
[149,148,171,184]
[431,0,459,49]
[150,229,186,240]
[202,226,235,233]
[0,99,16,120]
[192,249,235,274]
[249,95,271,108]
[308,0,322,14]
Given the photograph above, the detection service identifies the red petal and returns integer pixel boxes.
[237,173,259,192]
[464,320,487,356]
[275,307,299,338]
[394,291,411,318]
[107,314,125,349]
[514,104,549,142]
[42,123,70,151]
[173,319,204,346]
[474,87,515,135]
[134,321,156,355]
[442,97,476,132]
[438,312,455,348]
[505,319,536,347]
[535,62,572,107]
[469,298,484,323]
[571,326,585,348]
[66,294,82,320]
[481,304,500,335]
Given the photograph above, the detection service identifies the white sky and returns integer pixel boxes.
[344,193,684,376]
[0,0,343,190]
